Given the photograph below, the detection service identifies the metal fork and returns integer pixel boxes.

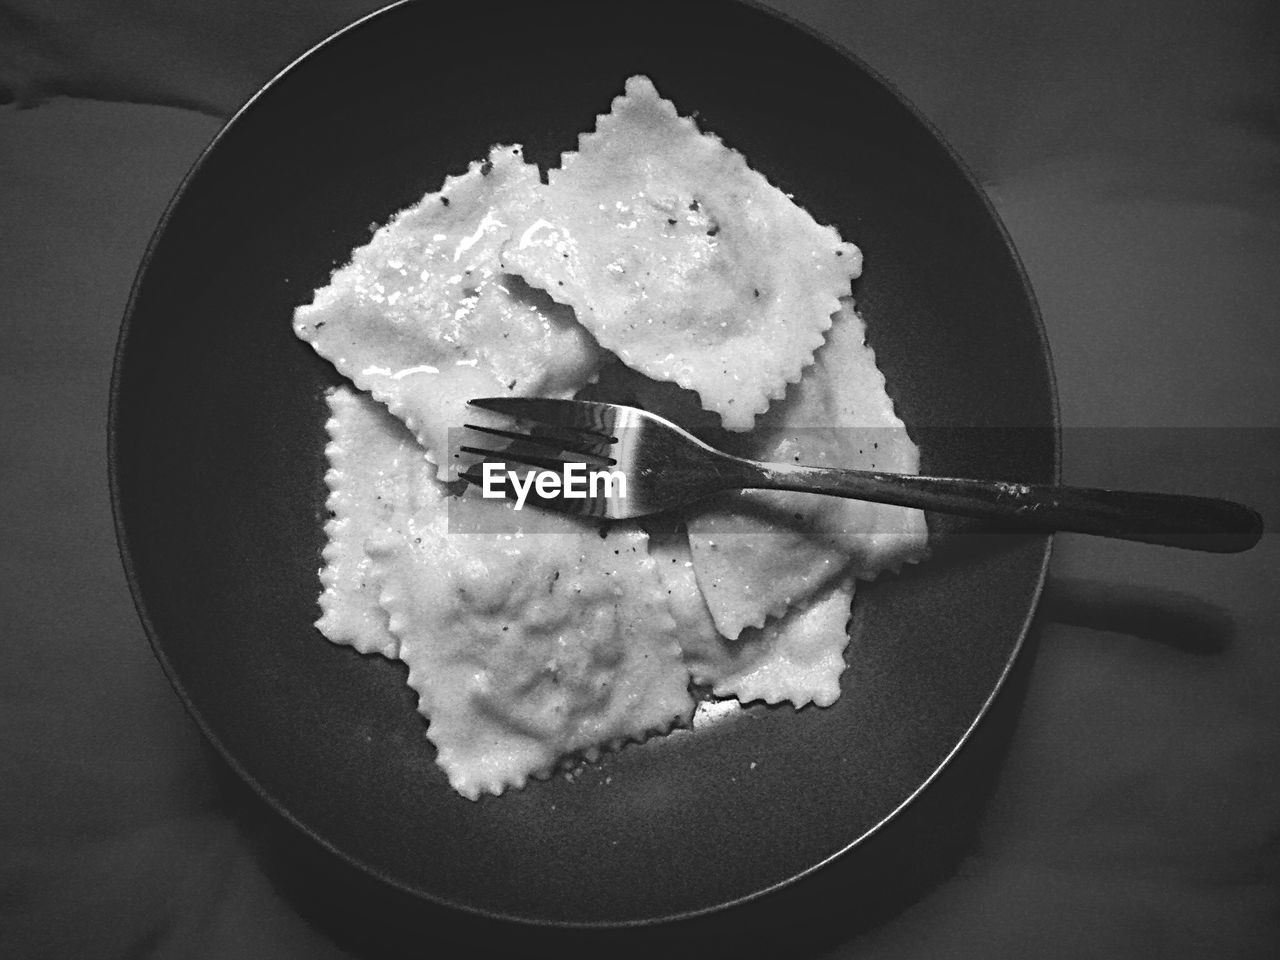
[460,398,1263,553]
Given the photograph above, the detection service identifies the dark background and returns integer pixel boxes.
[2,1,1278,956]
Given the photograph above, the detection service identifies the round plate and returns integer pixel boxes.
[110,0,1056,928]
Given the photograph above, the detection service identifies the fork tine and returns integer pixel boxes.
[458,445,580,474]
[462,422,616,464]
[468,397,618,440]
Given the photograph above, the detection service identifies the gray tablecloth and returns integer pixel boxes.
[2,1,1277,956]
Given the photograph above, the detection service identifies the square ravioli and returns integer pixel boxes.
[376,499,694,800]
[650,530,855,709]
[686,301,929,638]
[322,388,693,800]
[294,145,600,478]
[501,75,861,430]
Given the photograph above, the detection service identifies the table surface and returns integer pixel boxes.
[2,1,1278,957]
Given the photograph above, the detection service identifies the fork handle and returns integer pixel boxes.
[728,460,1263,553]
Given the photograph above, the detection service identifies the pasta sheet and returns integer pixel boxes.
[324,388,693,799]
[686,302,929,638]
[295,146,600,478]
[502,76,861,430]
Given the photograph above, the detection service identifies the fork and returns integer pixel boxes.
[460,398,1263,553]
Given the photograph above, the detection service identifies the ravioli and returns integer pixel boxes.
[686,301,929,638]
[294,145,600,478]
[315,387,439,658]
[501,76,861,430]
[323,389,692,799]
[649,530,854,707]
[705,578,856,709]
[373,490,693,800]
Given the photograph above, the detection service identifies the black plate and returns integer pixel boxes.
[110,0,1057,928]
